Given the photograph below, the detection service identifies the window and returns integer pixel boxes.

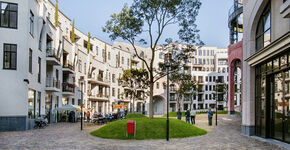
[121,57,124,64]
[38,57,41,83]
[127,58,129,67]
[30,11,34,36]
[36,92,41,117]
[209,76,212,82]
[0,2,18,28]
[3,44,17,70]
[256,3,271,51]
[108,52,111,60]
[206,76,208,82]
[112,74,116,83]
[198,50,202,56]
[28,89,35,119]
[78,60,82,73]
[96,46,98,55]
[156,82,159,89]
[112,88,115,97]
[84,63,86,75]
[159,52,163,59]
[72,98,75,105]
[29,49,32,73]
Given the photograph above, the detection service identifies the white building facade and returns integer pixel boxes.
[0,0,229,131]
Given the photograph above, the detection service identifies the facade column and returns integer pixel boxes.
[228,62,235,114]
[102,102,105,114]
[241,63,255,136]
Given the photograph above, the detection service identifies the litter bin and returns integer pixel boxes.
[127,120,136,137]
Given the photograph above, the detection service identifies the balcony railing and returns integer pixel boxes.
[62,83,75,93]
[63,61,75,71]
[46,47,60,61]
[46,77,60,89]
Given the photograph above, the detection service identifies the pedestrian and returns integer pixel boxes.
[190,108,196,124]
[86,111,91,123]
[177,109,182,120]
[185,109,190,123]
[208,108,213,126]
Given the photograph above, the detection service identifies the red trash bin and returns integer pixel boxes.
[127,120,136,137]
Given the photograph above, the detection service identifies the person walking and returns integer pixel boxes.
[185,109,190,123]
[177,109,182,120]
[208,108,213,126]
[86,111,91,123]
[190,108,196,124]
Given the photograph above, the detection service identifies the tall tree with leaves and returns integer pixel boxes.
[71,19,75,43]
[55,0,59,27]
[103,0,203,118]
[119,69,149,113]
[170,72,196,110]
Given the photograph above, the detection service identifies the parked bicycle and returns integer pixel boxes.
[34,115,48,129]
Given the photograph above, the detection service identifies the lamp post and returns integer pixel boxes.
[215,79,219,126]
[80,83,84,130]
[165,52,172,141]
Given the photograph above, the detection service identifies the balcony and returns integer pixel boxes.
[46,48,60,66]
[88,75,110,86]
[46,77,60,92]
[228,3,243,24]
[63,61,75,74]
[62,83,75,96]
[88,92,109,101]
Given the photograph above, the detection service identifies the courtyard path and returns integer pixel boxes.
[0,115,287,150]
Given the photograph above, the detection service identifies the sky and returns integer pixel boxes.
[52,0,233,48]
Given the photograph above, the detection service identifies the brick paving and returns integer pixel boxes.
[0,115,288,150]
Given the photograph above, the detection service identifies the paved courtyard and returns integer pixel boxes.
[0,115,288,150]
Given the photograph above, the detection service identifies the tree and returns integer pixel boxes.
[119,69,149,113]
[71,19,75,43]
[55,0,59,27]
[170,71,196,111]
[215,80,228,110]
[103,0,203,118]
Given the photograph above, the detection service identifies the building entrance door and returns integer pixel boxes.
[267,70,290,143]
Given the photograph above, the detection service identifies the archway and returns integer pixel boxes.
[228,41,243,114]
[153,95,165,115]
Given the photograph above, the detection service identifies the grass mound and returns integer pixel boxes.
[126,114,147,119]
[91,118,207,140]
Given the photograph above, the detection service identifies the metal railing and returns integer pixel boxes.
[62,82,75,93]
[46,77,60,89]
[46,47,60,61]
[63,61,75,71]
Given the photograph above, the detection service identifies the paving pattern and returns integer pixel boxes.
[0,115,288,150]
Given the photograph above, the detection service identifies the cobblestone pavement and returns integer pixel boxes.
[0,115,288,150]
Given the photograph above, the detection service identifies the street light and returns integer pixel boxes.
[215,79,220,126]
[164,51,172,141]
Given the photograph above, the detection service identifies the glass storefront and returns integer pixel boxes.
[255,50,290,143]
[28,89,35,119]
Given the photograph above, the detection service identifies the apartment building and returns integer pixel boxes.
[0,0,230,131]
[242,0,290,143]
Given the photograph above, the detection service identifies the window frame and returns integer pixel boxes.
[0,2,18,29]
[3,43,17,70]
[255,3,271,52]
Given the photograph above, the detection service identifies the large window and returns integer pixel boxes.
[28,89,35,119]
[0,2,17,28]
[3,43,17,70]
[38,57,41,83]
[29,49,32,73]
[256,3,271,51]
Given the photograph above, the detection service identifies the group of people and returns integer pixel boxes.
[177,108,214,126]
[85,110,127,123]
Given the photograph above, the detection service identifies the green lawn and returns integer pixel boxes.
[91,117,207,140]
[126,113,147,119]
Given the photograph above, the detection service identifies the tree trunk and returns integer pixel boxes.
[133,97,135,114]
[149,75,154,119]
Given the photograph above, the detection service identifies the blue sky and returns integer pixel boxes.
[52,0,233,48]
